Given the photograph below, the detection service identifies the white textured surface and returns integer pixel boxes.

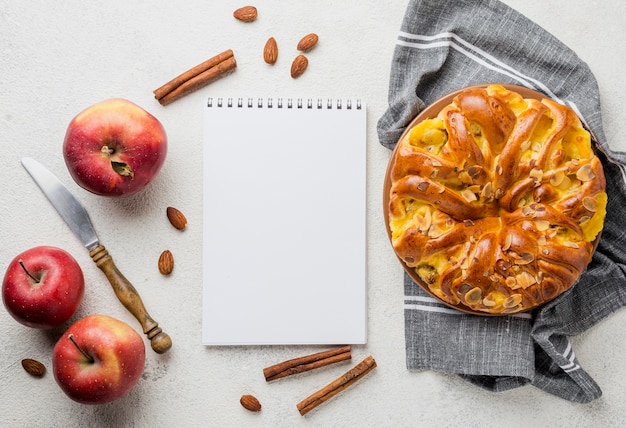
[1,1,625,427]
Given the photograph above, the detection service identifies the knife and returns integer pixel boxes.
[21,157,172,354]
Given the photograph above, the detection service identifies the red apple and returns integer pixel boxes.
[52,314,146,404]
[63,98,167,197]
[2,246,85,329]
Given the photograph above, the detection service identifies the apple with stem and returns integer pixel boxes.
[52,314,146,404]
[2,246,84,329]
[63,98,168,197]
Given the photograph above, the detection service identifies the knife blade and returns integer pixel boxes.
[21,157,172,354]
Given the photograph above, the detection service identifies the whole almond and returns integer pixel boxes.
[263,37,278,64]
[158,250,174,275]
[297,33,319,52]
[21,358,46,377]
[290,55,308,79]
[240,394,262,412]
[167,206,187,230]
[233,6,257,22]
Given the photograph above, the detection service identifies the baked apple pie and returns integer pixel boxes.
[387,85,607,314]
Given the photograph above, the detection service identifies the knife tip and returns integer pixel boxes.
[21,157,36,168]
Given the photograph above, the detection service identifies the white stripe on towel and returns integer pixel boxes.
[396,31,561,102]
[404,296,533,319]
[560,341,581,373]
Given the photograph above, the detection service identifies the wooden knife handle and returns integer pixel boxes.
[89,245,172,354]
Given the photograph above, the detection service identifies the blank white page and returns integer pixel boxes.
[202,98,367,345]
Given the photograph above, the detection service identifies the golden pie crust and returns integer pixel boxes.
[386,85,607,314]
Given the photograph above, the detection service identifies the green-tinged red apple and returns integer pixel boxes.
[2,246,84,329]
[52,314,146,404]
[63,98,167,197]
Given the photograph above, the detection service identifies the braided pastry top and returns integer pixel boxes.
[388,85,607,314]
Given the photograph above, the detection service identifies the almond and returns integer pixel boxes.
[233,6,257,22]
[158,250,174,275]
[166,206,187,230]
[263,37,278,64]
[297,33,319,52]
[290,54,308,79]
[240,394,262,412]
[21,358,46,377]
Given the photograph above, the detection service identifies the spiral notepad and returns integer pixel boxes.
[202,98,367,345]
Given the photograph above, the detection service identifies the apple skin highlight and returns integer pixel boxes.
[52,314,146,405]
[2,245,84,329]
[63,98,167,197]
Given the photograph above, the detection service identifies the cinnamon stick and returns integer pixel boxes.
[263,345,351,382]
[153,49,236,105]
[296,355,377,416]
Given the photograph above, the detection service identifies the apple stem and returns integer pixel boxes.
[18,259,40,283]
[100,145,134,178]
[101,145,115,155]
[68,334,95,363]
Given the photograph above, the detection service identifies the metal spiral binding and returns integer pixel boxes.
[207,97,362,110]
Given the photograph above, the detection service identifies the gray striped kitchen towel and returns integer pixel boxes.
[377,0,626,403]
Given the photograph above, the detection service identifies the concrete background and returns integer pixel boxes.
[1,1,625,426]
